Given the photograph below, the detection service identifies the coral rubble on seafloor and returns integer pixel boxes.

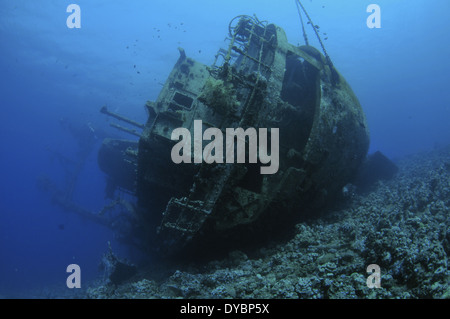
[87,145,450,299]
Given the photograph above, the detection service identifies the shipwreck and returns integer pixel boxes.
[97,13,370,256]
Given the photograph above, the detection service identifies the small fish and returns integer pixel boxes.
[58,224,65,230]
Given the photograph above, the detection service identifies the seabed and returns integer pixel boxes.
[84,145,450,299]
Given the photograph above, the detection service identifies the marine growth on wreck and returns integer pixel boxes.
[97,14,370,256]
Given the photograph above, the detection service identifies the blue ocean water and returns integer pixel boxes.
[0,0,449,297]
